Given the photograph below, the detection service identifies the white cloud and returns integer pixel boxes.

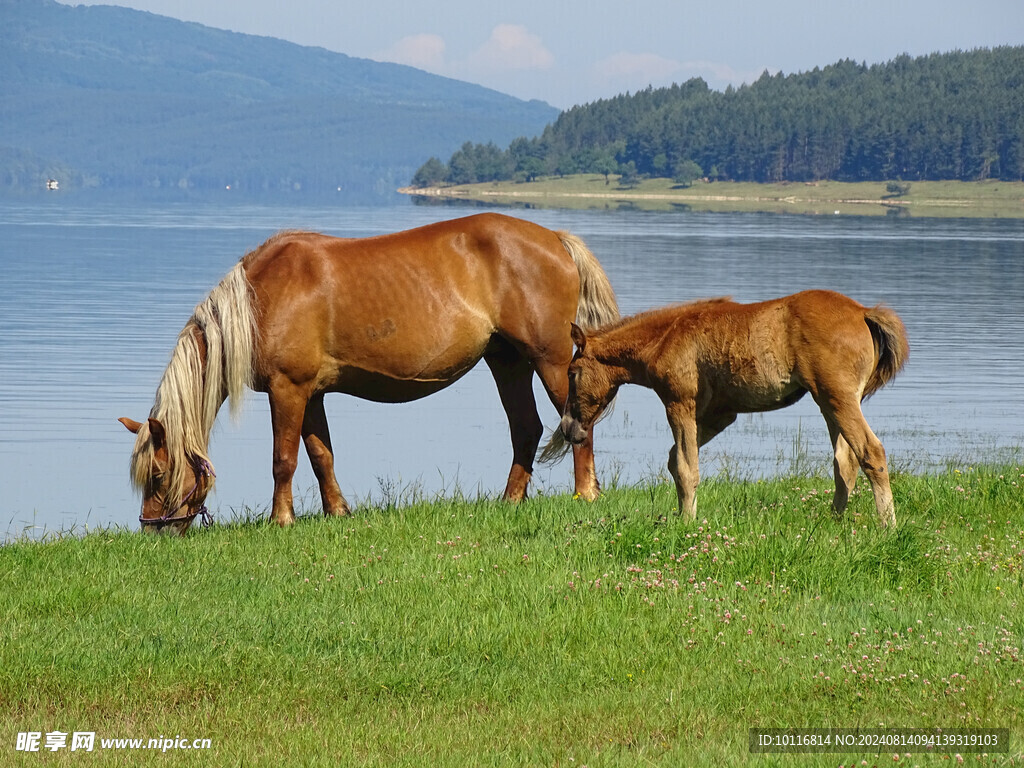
[373,24,554,85]
[374,33,447,71]
[468,24,554,72]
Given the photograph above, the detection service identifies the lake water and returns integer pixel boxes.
[1,200,1022,537]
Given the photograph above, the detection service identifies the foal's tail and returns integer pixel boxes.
[558,231,620,331]
[863,305,909,400]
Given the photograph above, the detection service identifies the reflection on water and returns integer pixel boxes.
[1,201,1022,537]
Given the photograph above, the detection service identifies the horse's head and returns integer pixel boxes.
[559,323,620,445]
[119,417,215,535]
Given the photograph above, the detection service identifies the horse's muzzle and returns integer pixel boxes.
[559,414,588,445]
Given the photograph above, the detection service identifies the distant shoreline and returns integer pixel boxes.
[399,176,1024,218]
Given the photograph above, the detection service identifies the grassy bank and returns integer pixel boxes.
[2,467,1023,766]
[401,176,1024,218]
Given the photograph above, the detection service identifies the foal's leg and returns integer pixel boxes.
[301,393,350,517]
[827,423,861,517]
[534,358,599,500]
[267,381,309,526]
[698,412,737,447]
[665,399,700,521]
[818,399,896,528]
[484,350,544,502]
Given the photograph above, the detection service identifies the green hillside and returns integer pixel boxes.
[414,48,1024,187]
[0,0,558,201]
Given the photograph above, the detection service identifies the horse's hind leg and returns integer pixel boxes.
[818,398,895,528]
[485,348,544,502]
[302,393,350,517]
[827,422,861,517]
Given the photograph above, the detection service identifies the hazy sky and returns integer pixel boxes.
[58,0,1023,108]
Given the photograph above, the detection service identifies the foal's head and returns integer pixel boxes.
[558,323,619,445]
[119,417,214,535]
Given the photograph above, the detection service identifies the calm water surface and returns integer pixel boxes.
[1,201,1022,537]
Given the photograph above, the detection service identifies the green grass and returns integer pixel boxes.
[2,467,1024,765]
[404,175,1024,218]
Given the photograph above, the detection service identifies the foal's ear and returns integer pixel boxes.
[570,322,588,353]
[119,417,143,434]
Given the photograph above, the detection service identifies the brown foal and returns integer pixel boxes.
[553,290,908,527]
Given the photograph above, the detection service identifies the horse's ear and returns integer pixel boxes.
[119,417,143,434]
[147,418,167,450]
[570,322,587,353]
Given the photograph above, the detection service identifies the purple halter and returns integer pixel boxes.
[139,457,215,529]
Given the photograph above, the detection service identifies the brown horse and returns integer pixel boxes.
[549,290,908,527]
[120,213,619,533]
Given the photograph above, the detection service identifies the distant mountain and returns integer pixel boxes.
[0,0,559,201]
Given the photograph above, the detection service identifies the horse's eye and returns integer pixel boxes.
[148,471,167,488]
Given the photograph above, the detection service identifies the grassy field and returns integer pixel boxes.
[2,466,1023,766]
[401,176,1024,218]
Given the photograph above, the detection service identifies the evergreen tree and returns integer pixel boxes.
[412,47,1024,186]
[411,157,448,187]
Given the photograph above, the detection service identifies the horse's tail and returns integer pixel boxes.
[863,305,909,400]
[130,261,257,503]
[539,233,619,467]
[558,231,619,332]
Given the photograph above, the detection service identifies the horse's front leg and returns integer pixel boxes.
[665,399,700,520]
[570,427,600,501]
[267,382,309,526]
[533,358,599,501]
[302,393,350,517]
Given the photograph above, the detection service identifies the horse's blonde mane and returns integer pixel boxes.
[129,260,257,507]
